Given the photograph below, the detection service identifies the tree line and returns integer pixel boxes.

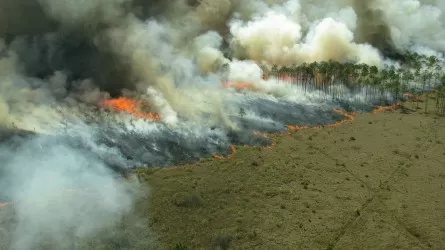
[263,52,445,114]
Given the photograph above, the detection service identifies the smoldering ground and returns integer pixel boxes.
[0,0,444,248]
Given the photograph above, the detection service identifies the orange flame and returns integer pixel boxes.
[221,75,296,91]
[222,81,257,91]
[372,101,401,114]
[287,109,357,131]
[158,102,402,173]
[276,73,296,82]
[252,130,277,148]
[211,102,399,161]
[104,97,161,120]
[212,144,237,159]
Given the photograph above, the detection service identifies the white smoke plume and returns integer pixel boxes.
[0,0,444,129]
[0,123,156,249]
[0,0,444,248]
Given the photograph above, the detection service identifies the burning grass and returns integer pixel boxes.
[1,53,445,250]
[204,100,403,165]
[103,97,161,120]
[141,98,445,249]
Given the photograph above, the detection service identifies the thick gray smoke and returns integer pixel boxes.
[350,0,396,56]
[0,124,157,249]
[1,0,444,124]
[0,135,138,249]
[1,0,444,129]
[0,0,444,248]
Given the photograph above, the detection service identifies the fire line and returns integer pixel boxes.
[103,97,161,120]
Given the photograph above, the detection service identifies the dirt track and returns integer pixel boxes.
[141,101,445,249]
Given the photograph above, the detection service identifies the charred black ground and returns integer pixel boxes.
[0,92,390,174]
[0,0,439,171]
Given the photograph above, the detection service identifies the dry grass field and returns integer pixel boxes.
[139,100,445,249]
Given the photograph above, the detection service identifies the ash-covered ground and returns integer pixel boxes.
[0,87,392,170]
[0,0,443,249]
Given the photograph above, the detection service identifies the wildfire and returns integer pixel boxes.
[103,97,161,120]
[212,144,237,159]
[275,73,296,82]
[221,81,257,91]
[221,74,300,91]
[287,109,357,131]
[155,100,404,173]
[252,130,278,148]
[372,101,401,114]
[211,101,400,161]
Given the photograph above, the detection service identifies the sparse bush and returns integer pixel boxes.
[211,235,233,250]
[173,192,204,208]
[173,243,188,250]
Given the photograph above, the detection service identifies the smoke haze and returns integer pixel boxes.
[0,0,444,248]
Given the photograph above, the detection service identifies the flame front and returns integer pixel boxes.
[221,74,299,91]
[104,97,161,120]
[222,81,257,91]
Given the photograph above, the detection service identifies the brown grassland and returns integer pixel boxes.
[138,99,445,249]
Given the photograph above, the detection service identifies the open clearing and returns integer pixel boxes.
[139,102,445,249]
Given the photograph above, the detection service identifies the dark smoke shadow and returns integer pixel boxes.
[6,33,133,97]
